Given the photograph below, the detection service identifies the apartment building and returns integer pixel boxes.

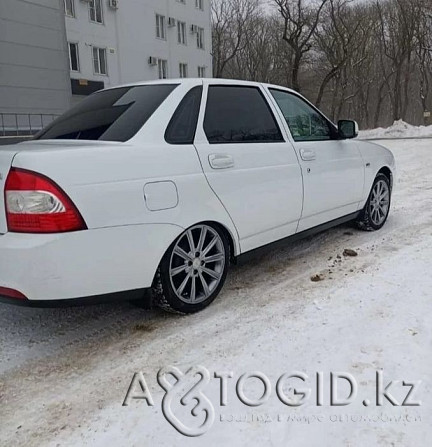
[64,0,212,104]
[0,0,71,119]
[0,0,212,126]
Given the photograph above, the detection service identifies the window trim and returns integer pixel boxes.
[196,27,205,50]
[203,85,285,145]
[198,66,206,78]
[195,0,204,10]
[268,87,339,142]
[157,59,168,79]
[177,21,187,45]
[89,0,104,25]
[64,0,75,18]
[179,63,188,78]
[92,46,108,76]
[68,42,80,72]
[155,14,167,40]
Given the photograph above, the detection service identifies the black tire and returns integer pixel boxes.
[356,173,391,231]
[153,223,230,314]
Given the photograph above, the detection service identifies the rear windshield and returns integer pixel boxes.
[36,84,178,142]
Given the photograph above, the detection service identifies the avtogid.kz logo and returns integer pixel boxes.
[158,366,214,437]
[122,367,422,437]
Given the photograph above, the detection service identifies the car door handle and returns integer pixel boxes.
[209,154,235,169]
[300,149,316,161]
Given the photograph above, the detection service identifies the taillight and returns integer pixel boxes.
[0,287,27,300]
[5,168,87,233]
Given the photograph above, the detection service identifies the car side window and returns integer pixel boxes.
[204,86,283,144]
[269,89,333,142]
[165,86,203,144]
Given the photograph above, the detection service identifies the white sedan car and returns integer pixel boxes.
[0,79,395,313]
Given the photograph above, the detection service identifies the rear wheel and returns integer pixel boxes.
[356,173,391,231]
[153,224,229,314]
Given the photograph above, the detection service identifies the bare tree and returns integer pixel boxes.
[212,0,261,78]
[415,2,432,123]
[375,0,422,121]
[313,0,365,108]
[212,0,432,128]
[229,14,291,84]
[272,0,329,92]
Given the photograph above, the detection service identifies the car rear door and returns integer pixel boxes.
[267,88,365,232]
[193,81,303,253]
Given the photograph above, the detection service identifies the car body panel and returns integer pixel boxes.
[293,138,365,231]
[194,80,303,252]
[0,78,396,303]
[263,85,366,231]
[0,223,183,300]
[10,83,240,255]
[356,141,396,205]
[0,147,20,233]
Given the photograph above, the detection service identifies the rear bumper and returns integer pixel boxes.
[0,223,183,302]
[0,288,151,308]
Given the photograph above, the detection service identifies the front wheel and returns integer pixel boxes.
[356,173,391,231]
[153,223,230,314]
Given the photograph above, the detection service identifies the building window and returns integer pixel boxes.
[89,0,103,24]
[68,42,80,72]
[93,47,107,75]
[197,27,205,49]
[195,0,204,10]
[177,0,186,3]
[198,66,206,78]
[156,14,166,40]
[177,21,187,45]
[158,59,168,79]
[64,0,75,17]
[179,63,188,78]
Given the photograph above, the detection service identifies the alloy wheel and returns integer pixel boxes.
[169,225,226,304]
[369,179,390,226]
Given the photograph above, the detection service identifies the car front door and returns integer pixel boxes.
[267,88,365,232]
[193,82,303,253]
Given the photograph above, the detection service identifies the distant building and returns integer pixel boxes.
[0,0,71,125]
[64,0,212,105]
[0,0,212,132]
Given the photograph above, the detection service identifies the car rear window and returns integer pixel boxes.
[36,84,178,142]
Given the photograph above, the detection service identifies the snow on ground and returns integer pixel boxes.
[1,139,432,446]
[359,120,432,140]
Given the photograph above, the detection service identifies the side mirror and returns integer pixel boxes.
[338,120,359,139]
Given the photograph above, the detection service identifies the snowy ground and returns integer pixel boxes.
[1,139,431,447]
[359,120,432,140]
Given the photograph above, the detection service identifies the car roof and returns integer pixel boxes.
[102,78,297,95]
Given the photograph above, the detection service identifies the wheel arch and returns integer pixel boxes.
[150,220,236,312]
[204,220,237,263]
[360,165,394,211]
[377,166,393,189]
[151,219,238,287]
